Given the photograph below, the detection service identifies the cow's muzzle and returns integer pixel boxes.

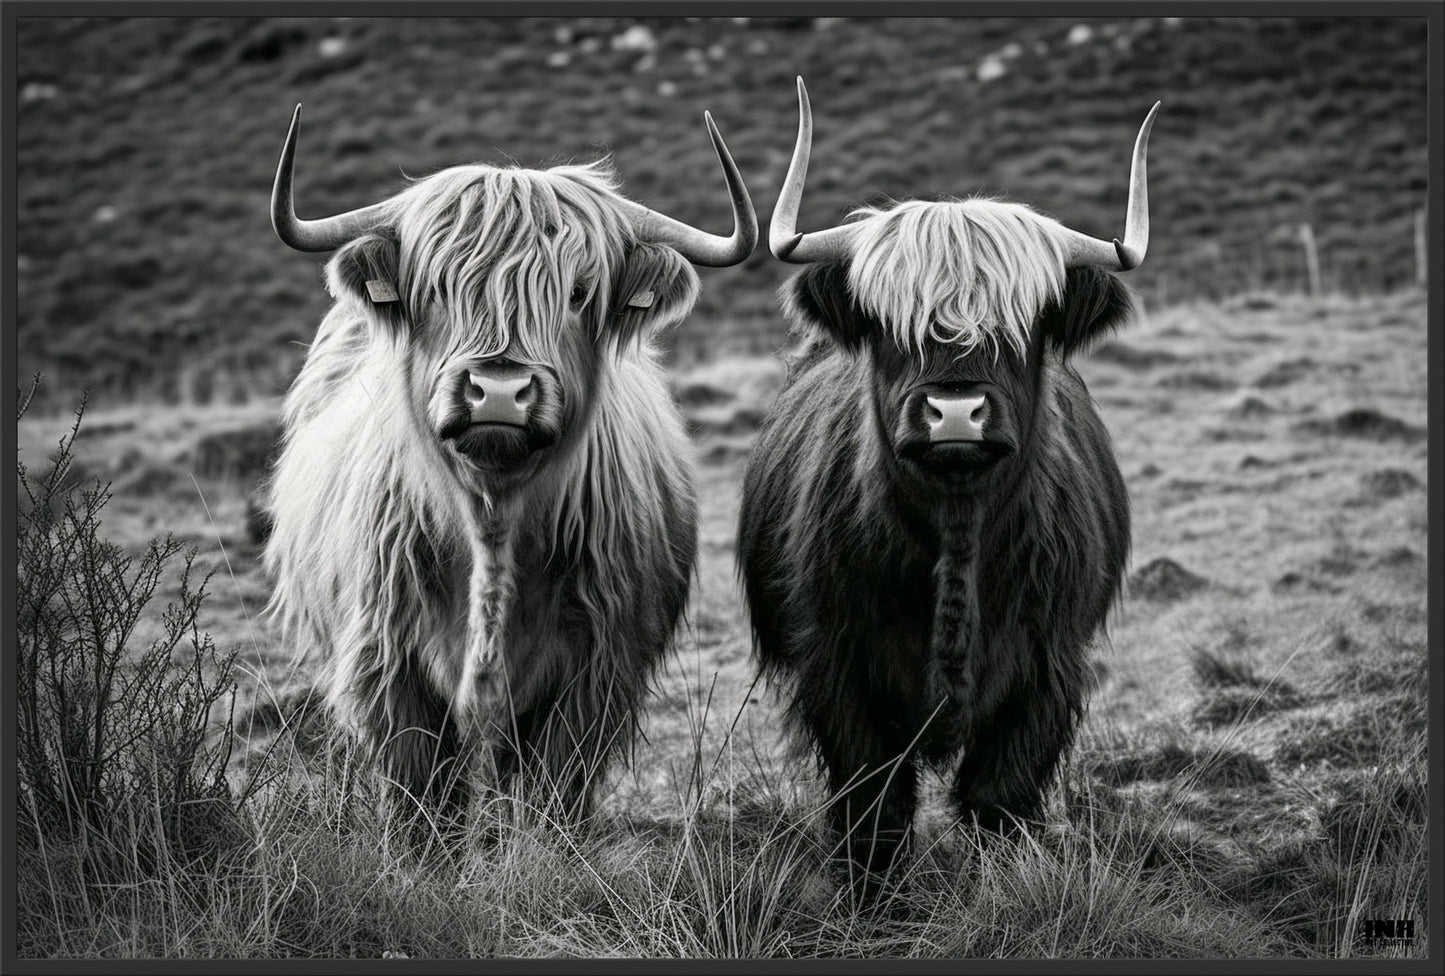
[925,393,988,443]
[896,383,1015,470]
[439,359,561,470]
[465,361,538,427]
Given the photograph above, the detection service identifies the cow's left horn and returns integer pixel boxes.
[1060,101,1161,272]
[272,104,392,253]
[616,112,758,267]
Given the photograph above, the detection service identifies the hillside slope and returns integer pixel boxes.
[14,15,1429,410]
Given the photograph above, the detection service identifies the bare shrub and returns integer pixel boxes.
[15,379,255,955]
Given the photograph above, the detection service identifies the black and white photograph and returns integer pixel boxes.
[6,8,1435,962]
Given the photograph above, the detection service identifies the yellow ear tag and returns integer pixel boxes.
[626,289,655,309]
[366,279,399,304]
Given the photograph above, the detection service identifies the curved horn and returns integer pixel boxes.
[1060,101,1161,271]
[272,104,391,253]
[615,112,758,267]
[770,77,858,265]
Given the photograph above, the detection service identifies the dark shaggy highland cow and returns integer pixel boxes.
[264,105,756,832]
[739,79,1159,880]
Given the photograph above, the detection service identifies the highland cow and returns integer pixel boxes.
[739,79,1159,880]
[264,104,757,830]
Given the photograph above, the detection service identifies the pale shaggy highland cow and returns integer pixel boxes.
[740,79,1159,885]
[263,105,756,830]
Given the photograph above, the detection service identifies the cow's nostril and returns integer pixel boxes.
[465,373,490,404]
[515,377,536,408]
[970,399,987,425]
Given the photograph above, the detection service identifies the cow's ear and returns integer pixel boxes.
[1043,267,1138,359]
[326,232,408,335]
[779,262,875,354]
[606,242,702,344]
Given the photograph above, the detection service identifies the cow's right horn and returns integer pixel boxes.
[770,77,860,265]
[272,104,392,253]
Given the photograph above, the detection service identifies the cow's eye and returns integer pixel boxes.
[570,283,589,307]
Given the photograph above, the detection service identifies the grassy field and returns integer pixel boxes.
[14,284,1429,959]
[11,12,1431,963]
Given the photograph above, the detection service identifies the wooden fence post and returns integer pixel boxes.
[1298,222,1321,298]
[1416,207,1427,288]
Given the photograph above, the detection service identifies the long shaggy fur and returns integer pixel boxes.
[265,159,698,826]
[739,198,1136,883]
[392,161,632,367]
[847,199,1069,359]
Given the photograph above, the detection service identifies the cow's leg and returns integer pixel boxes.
[949,671,1081,835]
[350,654,471,840]
[504,671,632,827]
[800,690,919,891]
